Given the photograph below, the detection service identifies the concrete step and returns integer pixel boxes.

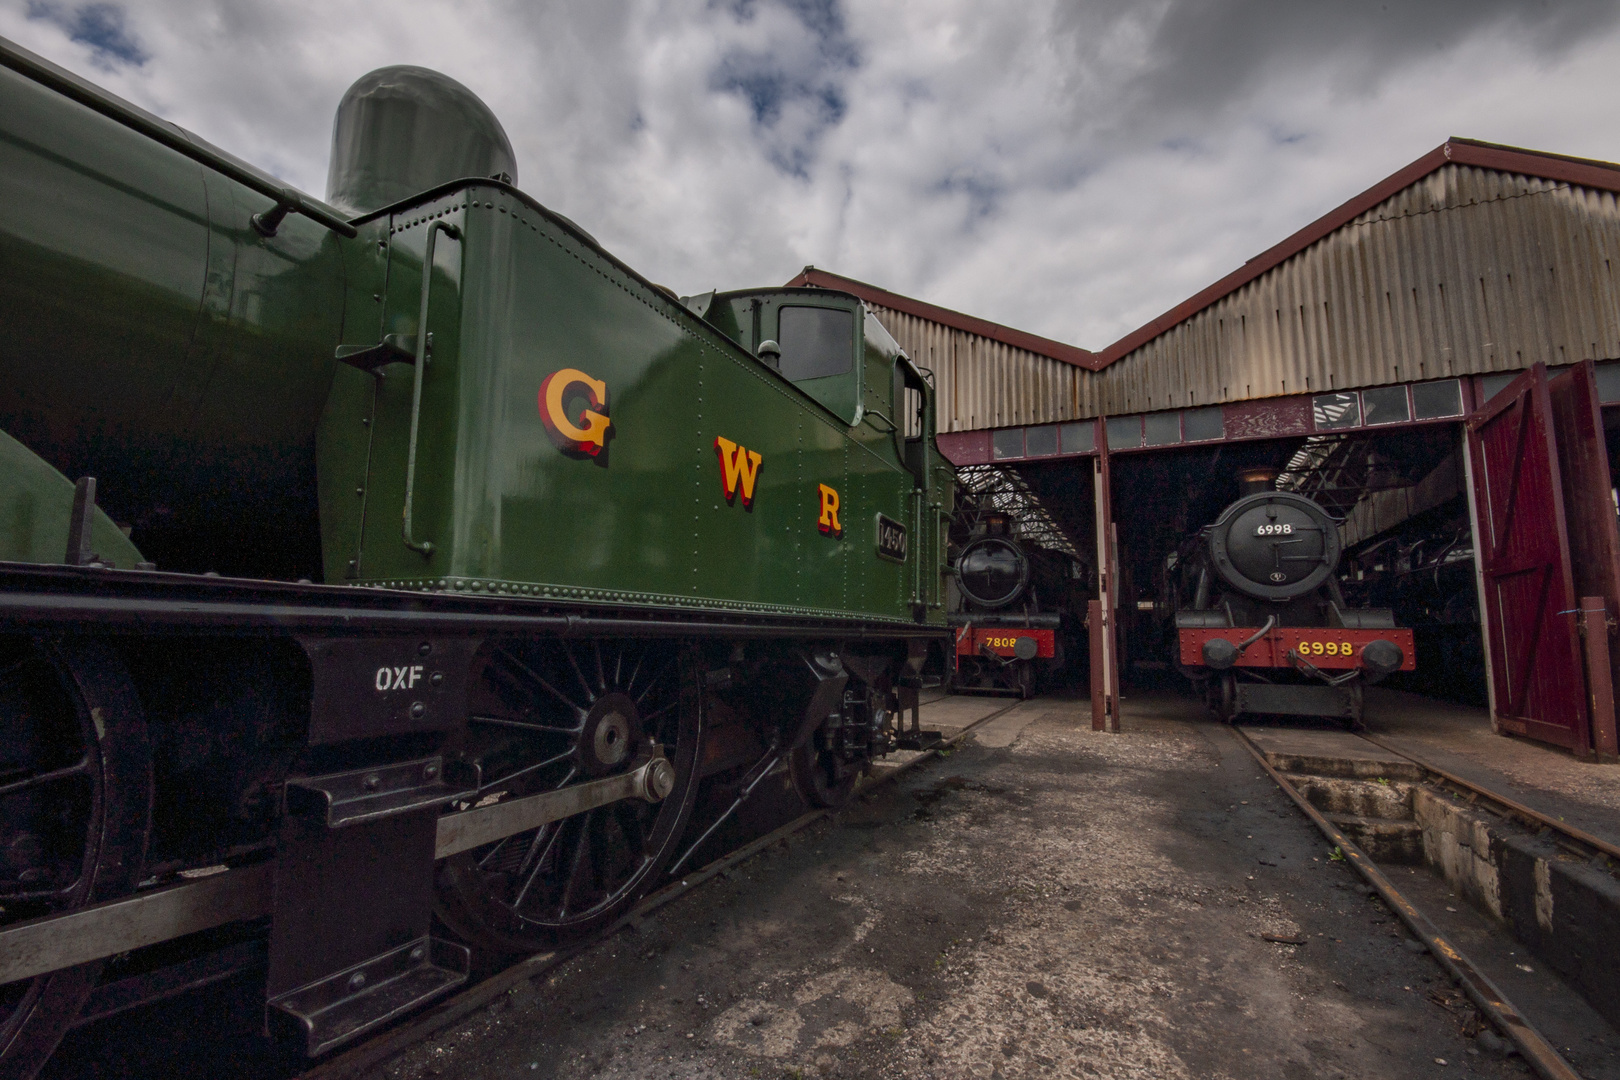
[1325,813,1425,865]
[1285,773,1416,821]
[1241,726,1424,781]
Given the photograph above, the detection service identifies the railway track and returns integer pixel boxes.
[296,694,1025,1080]
[1231,725,1599,1080]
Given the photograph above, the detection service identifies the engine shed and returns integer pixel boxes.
[798,138,1620,758]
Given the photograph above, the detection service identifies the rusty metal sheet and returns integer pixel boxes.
[1223,397,1313,440]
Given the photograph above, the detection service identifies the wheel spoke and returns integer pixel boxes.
[497,650,587,715]
[479,748,574,793]
[561,642,596,704]
[475,834,515,871]
[639,700,678,725]
[612,799,647,869]
[555,811,596,918]
[0,757,89,799]
[513,821,566,909]
[592,640,606,695]
[468,715,583,736]
[634,659,673,706]
[622,649,646,699]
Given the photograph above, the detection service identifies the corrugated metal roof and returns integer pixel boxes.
[803,138,1620,431]
[1090,163,1620,418]
[864,302,1082,432]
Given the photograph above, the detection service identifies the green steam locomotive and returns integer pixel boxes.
[0,37,952,1074]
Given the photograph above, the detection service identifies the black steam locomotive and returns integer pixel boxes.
[1171,469,1413,723]
[944,469,1087,698]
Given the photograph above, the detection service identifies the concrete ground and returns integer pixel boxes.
[381,691,1532,1080]
[1362,687,1620,845]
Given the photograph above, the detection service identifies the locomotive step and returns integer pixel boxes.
[268,935,470,1057]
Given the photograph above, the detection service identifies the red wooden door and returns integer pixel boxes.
[1547,360,1620,756]
[1466,363,1591,750]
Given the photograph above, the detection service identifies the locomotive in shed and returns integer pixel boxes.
[1170,469,1414,724]
[945,470,1087,698]
[0,38,952,1075]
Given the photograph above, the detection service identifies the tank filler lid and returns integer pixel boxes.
[326,66,518,215]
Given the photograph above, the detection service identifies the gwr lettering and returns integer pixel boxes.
[817,484,842,536]
[375,665,425,691]
[714,436,763,506]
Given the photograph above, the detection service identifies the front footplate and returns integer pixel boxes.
[267,755,478,1055]
[269,936,469,1056]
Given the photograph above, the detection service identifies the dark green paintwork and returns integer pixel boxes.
[0,428,144,568]
[0,57,345,576]
[320,184,948,625]
[0,49,951,626]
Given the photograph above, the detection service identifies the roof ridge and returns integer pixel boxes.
[1091,137,1620,367]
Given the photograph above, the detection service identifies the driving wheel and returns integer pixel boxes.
[0,637,151,1078]
[435,638,702,951]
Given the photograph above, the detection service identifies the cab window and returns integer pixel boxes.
[778,306,853,381]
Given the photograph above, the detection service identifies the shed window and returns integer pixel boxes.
[1411,380,1463,419]
[992,428,1024,459]
[1183,406,1224,442]
[1596,363,1620,405]
[1060,421,1095,453]
[778,307,853,381]
[1106,416,1143,450]
[1478,371,1522,404]
[1143,412,1181,446]
[1025,425,1059,456]
[1312,393,1360,430]
[1361,385,1411,426]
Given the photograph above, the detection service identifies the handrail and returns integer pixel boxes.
[0,35,357,238]
[402,221,462,556]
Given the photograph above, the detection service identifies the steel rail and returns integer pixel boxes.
[299,698,1031,1080]
[1230,726,1581,1080]
[1357,732,1620,864]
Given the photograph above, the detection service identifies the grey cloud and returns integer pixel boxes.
[1079,0,1620,128]
[25,0,144,67]
[3,0,1619,350]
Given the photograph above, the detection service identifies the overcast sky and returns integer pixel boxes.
[5,0,1620,349]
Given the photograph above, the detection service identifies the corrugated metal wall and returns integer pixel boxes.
[866,303,1081,432]
[1087,165,1620,418]
[876,164,1620,432]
